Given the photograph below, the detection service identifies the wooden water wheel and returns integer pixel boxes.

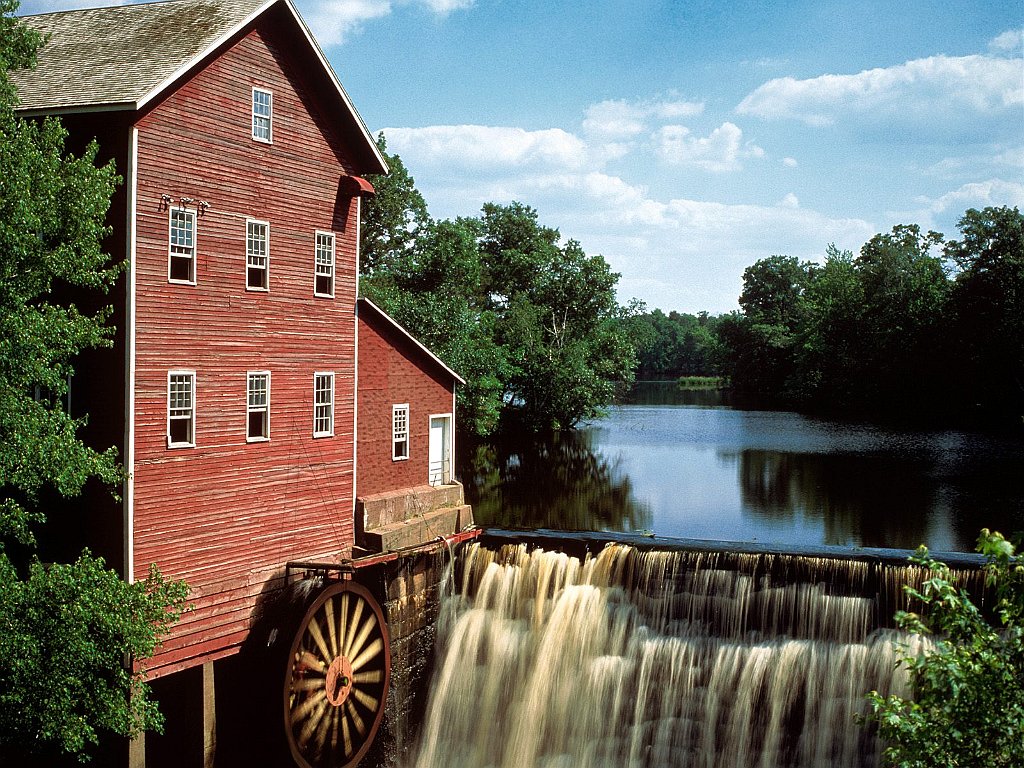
[283,580,391,768]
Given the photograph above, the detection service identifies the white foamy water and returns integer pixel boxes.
[409,543,938,768]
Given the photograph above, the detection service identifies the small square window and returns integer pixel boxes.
[252,87,272,143]
[246,220,269,290]
[168,371,195,447]
[247,371,270,441]
[314,232,334,298]
[393,404,409,460]
[313,372,334,437]
[169,208,196,283]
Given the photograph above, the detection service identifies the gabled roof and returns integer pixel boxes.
[358,298,466,386]
[12,0,387,174]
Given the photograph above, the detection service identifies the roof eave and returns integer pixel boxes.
[15,101,136,117]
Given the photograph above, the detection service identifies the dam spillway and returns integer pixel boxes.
[405,537,983,768]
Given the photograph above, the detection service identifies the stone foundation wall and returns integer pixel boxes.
[370,548,456,767]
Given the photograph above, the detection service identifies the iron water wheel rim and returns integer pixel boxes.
[283,580,391,768]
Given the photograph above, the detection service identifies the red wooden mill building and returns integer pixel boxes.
[13,1,474,766]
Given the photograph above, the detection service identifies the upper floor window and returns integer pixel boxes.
[252,87,272,143]
[169,208,196,284]
[392,404,409,460]
[168,371,196,448]
[247,371,270,441]
[313,372,334,437]
[246,219,269,290]
[314,232,334,298]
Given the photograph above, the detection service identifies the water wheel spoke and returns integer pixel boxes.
[353,669,383,684]
[337,593,350,655]
[296,649,325,674]
[298,698,329,749]
[350,686,379,713]
[346,699,368,737]
[343,597,365,657]
[350,637,383,672]
[291,689,327,725]
[341,706,353,758]
[324,596,339,658]
[305,616,332,666]
[290,677,326,695]
[347,611,378,662]
[311,698,334,753]
[329,703,340,756]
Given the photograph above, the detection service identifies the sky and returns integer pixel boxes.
[18,0,1024,314]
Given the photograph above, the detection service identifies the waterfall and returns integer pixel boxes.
[407,541,978,768]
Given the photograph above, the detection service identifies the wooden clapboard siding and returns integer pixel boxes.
[356,307,456,498]
[130,22,359,672]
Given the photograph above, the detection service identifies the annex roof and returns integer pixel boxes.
[357,298,466,386]
[12,0,387,173]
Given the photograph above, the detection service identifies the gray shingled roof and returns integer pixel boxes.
[12,0,272,112]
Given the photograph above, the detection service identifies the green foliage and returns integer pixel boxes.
[0,6,188,760]
[1,7,122,546]
[864,530,1024,767]
[361,150,636,434]
[717,210,1023,426]
[359,133,429,276]
[0,555,188,760]
[622,306,722,380]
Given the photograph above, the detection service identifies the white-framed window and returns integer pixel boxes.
[252,87,272,143]
[392,404,409,460]
[313,372,334,437]
[169,208,196,283]
[167,371,196,448]
[247,371,270,441]
[314,231,334,297]
[246,219,269,290]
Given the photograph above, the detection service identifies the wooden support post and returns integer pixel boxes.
[128,731,146,768]
[203,662,216,768]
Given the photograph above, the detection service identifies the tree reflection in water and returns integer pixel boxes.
[458,429,651,532]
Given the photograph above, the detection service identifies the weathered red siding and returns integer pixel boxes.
[356,310,455,498]
[131,23,360,672]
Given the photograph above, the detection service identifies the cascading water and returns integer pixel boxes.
[408,541,977,768]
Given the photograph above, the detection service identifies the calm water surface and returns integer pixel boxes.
[459,392,1024,552]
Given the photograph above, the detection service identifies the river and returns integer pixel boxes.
[458,386,1024,552]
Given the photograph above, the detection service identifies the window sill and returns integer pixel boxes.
[252,136,273,145]
[246,436,270,443]
[313,292,334,299]
[168,278,197,286]
[313,432,334,439]
[246,286,269,293]
[392,455,410,462]
[167,441,195,449]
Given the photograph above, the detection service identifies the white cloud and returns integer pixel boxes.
[736,54,1023,127]
[653,122,764,173]
[924,145,1024,178]
[304,0,393,46]
[382,125,590,172]
[921,178,1024,214]
[302,0,472,46]
[782,156,798,167]
[989,29,1023,53]
[582,96,704,139]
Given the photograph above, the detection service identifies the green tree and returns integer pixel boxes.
[864,530,1024,767]
[946,206,1024,427]
[0,4,187,760]
[479,203,636,430]
[360,133,429,276]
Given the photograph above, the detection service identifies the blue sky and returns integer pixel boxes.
[20,0,1024,313]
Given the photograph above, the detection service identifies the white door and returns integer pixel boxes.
[428,416,451,486]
